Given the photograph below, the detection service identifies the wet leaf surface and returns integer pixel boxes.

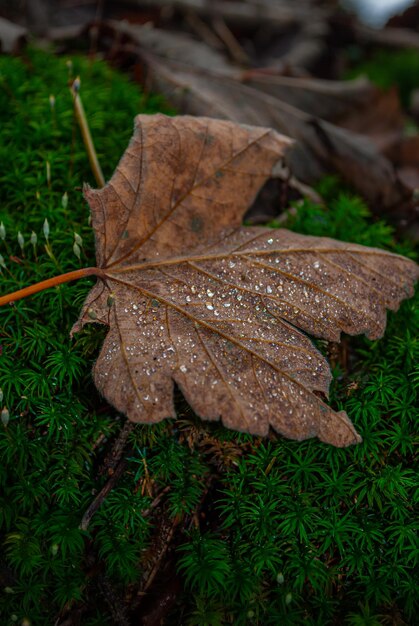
[73,114,418,446]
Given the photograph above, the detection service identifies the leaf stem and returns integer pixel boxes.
[0,267,103,306]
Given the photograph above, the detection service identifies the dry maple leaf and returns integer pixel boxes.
[144,57,410,209]
[72,114,418,447]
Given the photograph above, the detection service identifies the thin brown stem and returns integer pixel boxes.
[71,81,105,188]
[79,421,135,531]
[79,457,128,531]
[0,267,103,306]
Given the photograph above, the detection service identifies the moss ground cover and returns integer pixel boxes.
[0,48,417,625]
[345,47,419,108]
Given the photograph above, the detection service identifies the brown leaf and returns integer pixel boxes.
[122,0,328,30]
[98,21,412,214]
[142,57,411,210]
[106,19,402,134]
[73,114,418,447]
[242,74,403,138]
[106,20,236,76]
[0,16,27,53]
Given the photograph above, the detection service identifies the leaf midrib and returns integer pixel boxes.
[107,245,402,275]
[104,124,272,269]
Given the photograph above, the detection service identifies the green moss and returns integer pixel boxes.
[0,49,418,625]
[345,47,419,108]
[0,47,174,625]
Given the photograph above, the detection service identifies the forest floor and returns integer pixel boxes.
[0,2,418,625]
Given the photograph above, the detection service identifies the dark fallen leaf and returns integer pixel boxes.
[143,58,410,209]
[128,0,328,29]
[243,73,403,139]
[0,16,27,53]
[240,73,372,119]
[107,19,235,75]
[107,15,402,132]
[122,18,403,140]
[72,115,418,447]
[97,19,415,218]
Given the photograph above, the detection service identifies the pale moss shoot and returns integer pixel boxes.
[43,218,50,241]
[17,231,24,252]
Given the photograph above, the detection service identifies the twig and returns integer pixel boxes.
[143,520,177,592]
[70,79,105,188]
[79,458,128,531]
[185,11,224,50]
[142,485,171,517]
[102,420,135,473]
[0,267,103,307]
[211,16,250,65]
[355,24,419,50]
[79,421,135,530]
